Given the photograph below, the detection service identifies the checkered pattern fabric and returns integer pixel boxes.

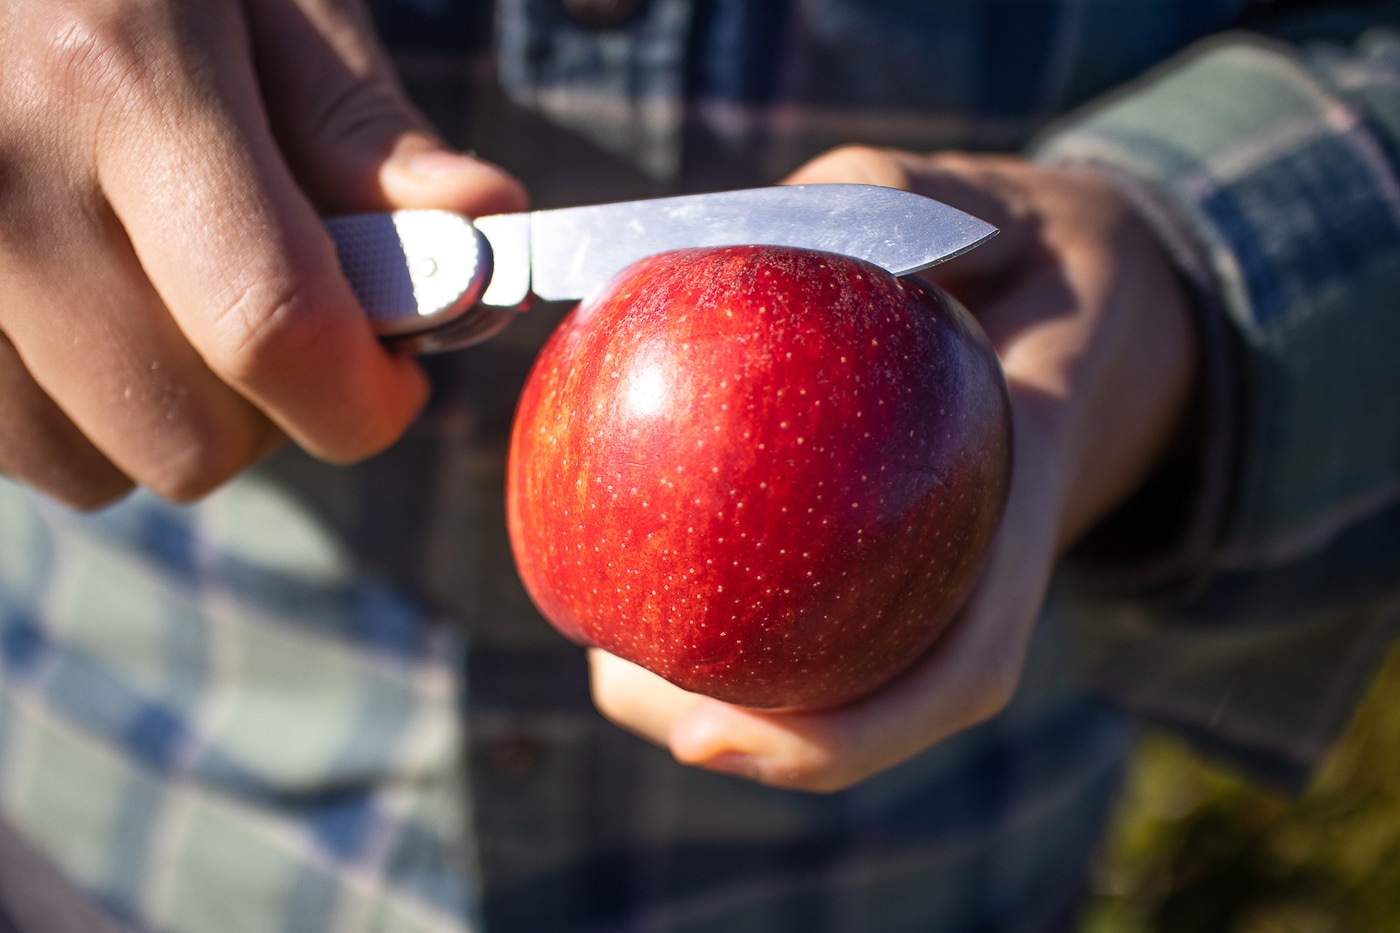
[2,1,1399,930]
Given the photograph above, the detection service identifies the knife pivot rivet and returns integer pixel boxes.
[414,257,439,279]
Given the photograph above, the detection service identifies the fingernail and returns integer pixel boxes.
[402,150,481,181]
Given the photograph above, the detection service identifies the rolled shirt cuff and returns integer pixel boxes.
[1033,28,1400,587]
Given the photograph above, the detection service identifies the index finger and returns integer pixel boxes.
[97,5,426,462]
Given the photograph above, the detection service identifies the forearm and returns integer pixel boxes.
[1037,24,1400,582]
[1035,23,1400,787]
[1018,169,1201,554]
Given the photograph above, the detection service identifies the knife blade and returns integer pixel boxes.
[326,184,996,354]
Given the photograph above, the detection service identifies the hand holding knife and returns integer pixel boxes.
[326,184,997,353]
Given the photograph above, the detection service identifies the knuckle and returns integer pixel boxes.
[144,420,267,503]
[813,145,912,189]
[62,475,135,512]
[759,743,852,794]
[304,72,414,152]
[29,5,155,109]
[0,454,133,511]
[199,266,416,465]
[131,393,280,503]
[966,652,1022,726]
[203,270,331,384]
[821,143,885,163]
[19,2,233,146]
[769,763,854,795]
[782,768,854,795]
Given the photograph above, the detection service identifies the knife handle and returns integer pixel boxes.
[326,210,516,354]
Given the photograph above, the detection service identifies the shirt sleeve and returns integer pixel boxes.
[1029,24,1400,788]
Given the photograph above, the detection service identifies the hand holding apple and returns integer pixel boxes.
[585,150,1202,792]
[507,244,1011,710]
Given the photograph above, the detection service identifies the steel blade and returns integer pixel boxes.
[525,184,996,302]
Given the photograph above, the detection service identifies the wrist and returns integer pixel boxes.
[1047,179,1202,552]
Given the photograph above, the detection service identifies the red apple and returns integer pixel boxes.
[506,245,1011,710]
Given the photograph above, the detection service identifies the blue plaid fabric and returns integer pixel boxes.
[1038,20,1400,787]
[2,1,1399,931]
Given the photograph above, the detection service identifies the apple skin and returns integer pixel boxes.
[506,245,1011,710]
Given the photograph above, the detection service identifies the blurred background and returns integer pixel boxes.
[1080,640,1400,932]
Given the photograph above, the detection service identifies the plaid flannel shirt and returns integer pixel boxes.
[2,1,1398,931]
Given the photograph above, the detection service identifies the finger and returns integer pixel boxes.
[0,200,285,502]
[92,0,428,463]
[781,144,919,189]
[0,330,131,509]
[247,0,528,217]
[0,1,291,501]
[588,649,707,747]
[665,599,1025,795]
[666,571,1033,795]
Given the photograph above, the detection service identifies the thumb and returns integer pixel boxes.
[247,0,527,218]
